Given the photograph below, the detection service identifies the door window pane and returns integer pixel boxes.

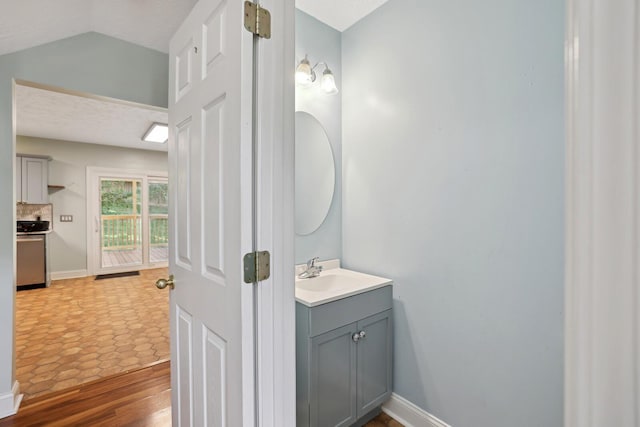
[149,180,169,263]
[100,179,143,269]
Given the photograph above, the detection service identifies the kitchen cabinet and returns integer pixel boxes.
[16,156,49,204]
[297,286,393,427]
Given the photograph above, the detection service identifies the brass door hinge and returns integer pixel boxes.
[244,1,271,39]
[243,250,271,283]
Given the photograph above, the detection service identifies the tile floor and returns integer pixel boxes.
[15,267,169,400]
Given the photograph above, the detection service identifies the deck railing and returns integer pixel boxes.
[150,215,169,246]
[101,214,168,250]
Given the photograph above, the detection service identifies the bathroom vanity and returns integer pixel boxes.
[296,263,393,427]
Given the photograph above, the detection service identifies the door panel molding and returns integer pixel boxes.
[168,0,255,424]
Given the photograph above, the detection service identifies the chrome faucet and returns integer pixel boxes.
[298,257,323,279]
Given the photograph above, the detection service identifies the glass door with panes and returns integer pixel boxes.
[91,170,169,274]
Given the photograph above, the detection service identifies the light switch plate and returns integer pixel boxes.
[60,215,73,222]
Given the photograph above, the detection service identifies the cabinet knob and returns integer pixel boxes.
[359,330,366,339]
[352,333,361,343]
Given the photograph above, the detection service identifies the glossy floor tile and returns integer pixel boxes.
[15,268,169,400]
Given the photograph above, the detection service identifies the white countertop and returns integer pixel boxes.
[295,260,392,307]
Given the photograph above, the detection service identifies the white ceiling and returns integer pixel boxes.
[16,83,168,152]
[0,0,198,56]
[296,0,389,32]
[8,1,383,152]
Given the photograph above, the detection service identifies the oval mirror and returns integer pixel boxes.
[295,111,335,235]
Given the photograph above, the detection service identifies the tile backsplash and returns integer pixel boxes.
[17,203,53,224]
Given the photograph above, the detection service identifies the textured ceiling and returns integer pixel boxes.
[296,0,389,32]
[16,83,168,152]
[0,0,198,55]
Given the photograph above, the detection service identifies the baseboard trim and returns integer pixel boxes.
[50,269,88,280]
[0,381,23,419]
[382,393,450,427]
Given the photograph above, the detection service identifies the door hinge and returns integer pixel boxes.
[243,250,271,283]
[244,1,271,39]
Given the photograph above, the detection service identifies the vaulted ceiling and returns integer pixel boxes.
[0,0,391,58]
[0,0,198,56]
[296,0,389,32]
[9,0,389,152]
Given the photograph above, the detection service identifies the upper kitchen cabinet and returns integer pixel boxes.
[17,155,50,204]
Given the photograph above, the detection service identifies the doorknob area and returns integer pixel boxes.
[156,275,175,290]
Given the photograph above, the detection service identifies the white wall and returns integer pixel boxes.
[341,0,564,426]
[294,10,342,264]
[0,32,168,414]
[17,136,168,275]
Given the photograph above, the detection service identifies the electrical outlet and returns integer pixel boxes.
[60,215,73,222]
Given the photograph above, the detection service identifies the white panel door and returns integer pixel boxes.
[168,0,253,426]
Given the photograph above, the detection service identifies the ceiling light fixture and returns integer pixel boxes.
[295,54,339,95]
[142,122,169,143]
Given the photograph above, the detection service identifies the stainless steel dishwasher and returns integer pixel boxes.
[17,234,46,287]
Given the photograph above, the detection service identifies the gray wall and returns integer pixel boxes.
[17,136,168,274]
[341,1,564,426]
[294,10,342,264]
[0,32,168,402]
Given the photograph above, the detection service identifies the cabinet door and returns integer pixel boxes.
[356,309,393,418]
[310,322,358,427]
[15,156,22,202]
[21,157,48,204]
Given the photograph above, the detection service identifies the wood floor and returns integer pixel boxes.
[0,361,171,427]
[0,358,402,426]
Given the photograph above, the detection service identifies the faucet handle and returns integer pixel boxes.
[307,257,320,268]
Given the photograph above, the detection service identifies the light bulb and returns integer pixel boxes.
[295,56,314,86]
[320,69,338,94]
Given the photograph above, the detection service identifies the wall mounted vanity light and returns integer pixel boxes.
[142,122,169,143]
[295,54,339,95]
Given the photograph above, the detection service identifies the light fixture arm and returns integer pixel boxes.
[311,61,329,72]
[309,62,332,82]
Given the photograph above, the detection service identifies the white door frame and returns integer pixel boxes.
[86,166,168,276]
[253,0,296,424]
[565,0,640,425]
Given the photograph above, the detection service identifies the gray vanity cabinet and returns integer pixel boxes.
[356,310,393,417]
[297,285,393,427]
[310,323,358,426]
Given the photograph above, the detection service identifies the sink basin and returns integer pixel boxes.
[295,267,392,307]
[296,274,346,293]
